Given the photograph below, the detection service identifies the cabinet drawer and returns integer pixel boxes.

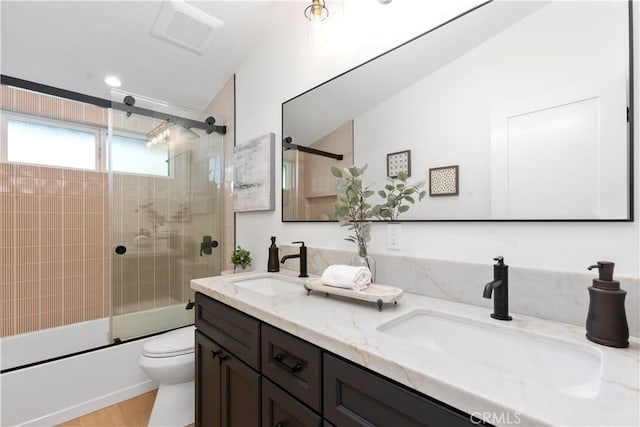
[323,354,479,427]
[261,324,322,412]
[262,378,322,427]
[195,292,260,370]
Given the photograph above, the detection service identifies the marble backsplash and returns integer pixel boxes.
[279,245,639,338]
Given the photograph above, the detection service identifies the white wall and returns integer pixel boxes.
[355,1,628,219]
[234,0,639,278]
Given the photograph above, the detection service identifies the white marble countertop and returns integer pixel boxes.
[191,270,639,427]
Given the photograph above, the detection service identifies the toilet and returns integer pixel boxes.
[139,325,196,427]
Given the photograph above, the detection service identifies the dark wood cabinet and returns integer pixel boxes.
[195,330,261,427]
[261,324,322,412]
[195,292,486,427]
[195,330,222,427]
[220,349,261,427]
[195,292,261,369]
[323,354,478,427]
[195,294,261,427]
[262,378,322,427]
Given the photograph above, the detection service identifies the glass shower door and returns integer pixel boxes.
[109,103,224,341]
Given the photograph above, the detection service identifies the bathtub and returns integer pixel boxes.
[1,318,111,371]
[0,304,193,426]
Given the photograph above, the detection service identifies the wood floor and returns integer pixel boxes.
[57,390,158,427]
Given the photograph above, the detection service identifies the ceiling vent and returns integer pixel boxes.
[151,0,223,55]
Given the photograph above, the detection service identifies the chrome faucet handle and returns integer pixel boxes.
[493,256,504,265]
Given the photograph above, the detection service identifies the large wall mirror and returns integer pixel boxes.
[282,0,633,222]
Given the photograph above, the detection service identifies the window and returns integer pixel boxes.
[4,117,99,170]
[1,113,171,177]
[110,134,169,176]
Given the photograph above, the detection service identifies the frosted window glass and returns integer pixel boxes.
[111,134,169,176]
[7,120,96,169]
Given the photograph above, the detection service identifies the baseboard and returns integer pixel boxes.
[1,337,158,426]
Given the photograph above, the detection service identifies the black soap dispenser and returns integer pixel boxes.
[267,236,280,272]
[586,261,629,348]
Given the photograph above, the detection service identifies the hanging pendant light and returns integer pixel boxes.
[304,0,329,22]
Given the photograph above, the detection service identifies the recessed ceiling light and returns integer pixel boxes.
[104,76,122,88]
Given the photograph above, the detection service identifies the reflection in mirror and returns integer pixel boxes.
[283,121,353,220]
[282,0,632,221]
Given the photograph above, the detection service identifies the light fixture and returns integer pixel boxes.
[304,0,329,22]
[146,120,172,148]
[104,76,122,88]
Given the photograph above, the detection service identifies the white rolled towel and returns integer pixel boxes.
[320,265,371,291]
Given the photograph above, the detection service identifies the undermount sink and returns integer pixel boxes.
[224,274,304,297]
[377,308,603,398]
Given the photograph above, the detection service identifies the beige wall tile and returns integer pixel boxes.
[0,176,13,193]
[39,167,65,180]
[1,92,112,338]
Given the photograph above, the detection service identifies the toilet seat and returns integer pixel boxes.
[142,326,195,358]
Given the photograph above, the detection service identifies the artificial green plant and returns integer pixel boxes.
[372,171,427,221]
[230,245,252,269]
[331,164,375,257]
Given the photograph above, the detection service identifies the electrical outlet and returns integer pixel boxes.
[387,223,401,250]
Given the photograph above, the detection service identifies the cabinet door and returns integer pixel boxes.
[262,378,322,427]
[195,330,222,427]
[324,354,478,427]
[220,350,261,427]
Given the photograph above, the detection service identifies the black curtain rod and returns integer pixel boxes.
[111,102,226,135]
[1,75,226,136]
[283,137,343,161]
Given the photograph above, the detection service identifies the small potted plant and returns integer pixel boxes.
[230,245,252,272]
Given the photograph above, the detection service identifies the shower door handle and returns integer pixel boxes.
[200,236,218,256]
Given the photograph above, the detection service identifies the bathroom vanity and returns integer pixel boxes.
[192,271,639,427]
[194,293,475,427]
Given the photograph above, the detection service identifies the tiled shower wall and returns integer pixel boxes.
[1,86,110,338]
[0,163,109,337]
[1,83,233,338]
[110,172,206,316]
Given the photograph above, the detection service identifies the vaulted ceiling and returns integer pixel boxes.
[1,1,300,111]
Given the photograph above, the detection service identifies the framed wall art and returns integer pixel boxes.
[429,165,459,196]
[386,150,411,177]
[233,133,275,212]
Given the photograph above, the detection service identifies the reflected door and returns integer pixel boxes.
[490,76,627,219]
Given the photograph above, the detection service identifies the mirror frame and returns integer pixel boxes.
[281,0,634,223]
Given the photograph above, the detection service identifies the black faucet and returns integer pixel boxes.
[483,256,512,321]
[280,241,308,278]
